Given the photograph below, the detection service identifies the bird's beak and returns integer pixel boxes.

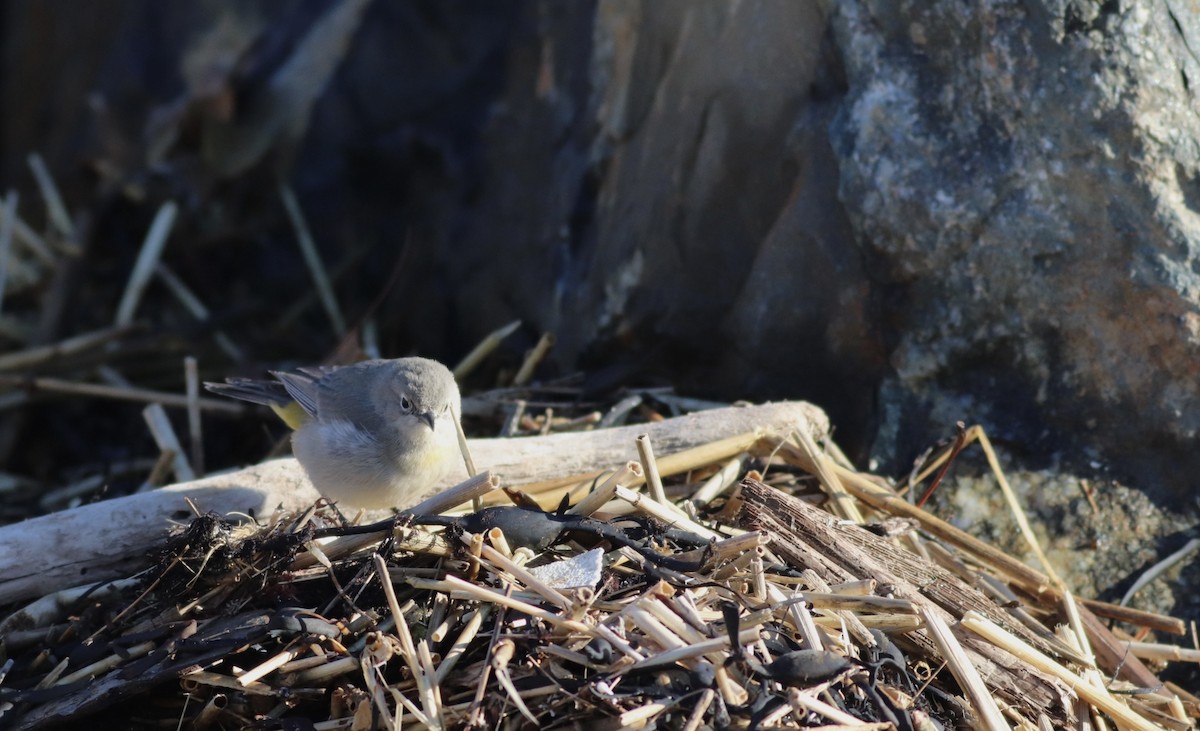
[418,411,436,430]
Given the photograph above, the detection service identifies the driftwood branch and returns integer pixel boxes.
[0,401,826,605]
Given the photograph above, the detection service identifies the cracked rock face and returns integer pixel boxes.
[827,0,1200,496]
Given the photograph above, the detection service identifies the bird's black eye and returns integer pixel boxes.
[400,396,412,411]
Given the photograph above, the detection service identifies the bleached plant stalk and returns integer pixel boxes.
[689,453,746,507]
[920,608,1009,731]
[790,428,864,524]
[673,530,770,564]
[372,555,440,729]
[786,688,874,727]
[27,153,75,244]
[288,656,358,685]
[182,670,278,696]
[772,592,916,614]
[0,375,243,414]
[0,192,17,315]
[115,201,178,327]
[0,325,134,372]
[568,462,642,516]
[636,433,668,505]
[192,693,228,729]
[434,607,489,684]
[513,332,554,386]
[813,614,923,631]
[238,647,300,686]
[1120,537,1200,608]
[453,319,521,380]
[143,403,194,483]
[474,539,571,610]
[960,610,1161,731]
[55,641,155,685]
[278,183,345,337]
[0,196,53,264]
[614,630,767,667]
[155,264,243,360]
[184,357,205,475]
[613,485,722,541]
[681,688,715,731]
[409,575,644,661]
[408,471,498,515]
[1122,641,1200,663]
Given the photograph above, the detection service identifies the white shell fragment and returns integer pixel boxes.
[527,548,604,589]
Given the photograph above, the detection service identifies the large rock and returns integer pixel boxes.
[829,0,1200,496]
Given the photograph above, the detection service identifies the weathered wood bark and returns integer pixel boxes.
[735,478,1074,727]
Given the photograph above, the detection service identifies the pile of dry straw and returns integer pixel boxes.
[0,397,1197,730]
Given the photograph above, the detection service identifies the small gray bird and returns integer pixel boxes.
[207,357,463,509]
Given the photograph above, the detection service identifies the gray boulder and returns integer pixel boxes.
[830,0,1200,496]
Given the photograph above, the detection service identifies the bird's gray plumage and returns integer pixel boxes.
[207,357,463,509]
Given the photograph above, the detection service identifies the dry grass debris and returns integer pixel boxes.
[1,408,1196,730]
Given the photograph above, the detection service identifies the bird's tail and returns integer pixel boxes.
[204,378,307,429]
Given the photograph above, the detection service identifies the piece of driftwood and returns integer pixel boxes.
[0,401,826,605]
[734,478,1074,727]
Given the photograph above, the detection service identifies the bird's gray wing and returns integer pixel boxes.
[297,365,338,379]
[309,360,391,432]
[272,369,322,417]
